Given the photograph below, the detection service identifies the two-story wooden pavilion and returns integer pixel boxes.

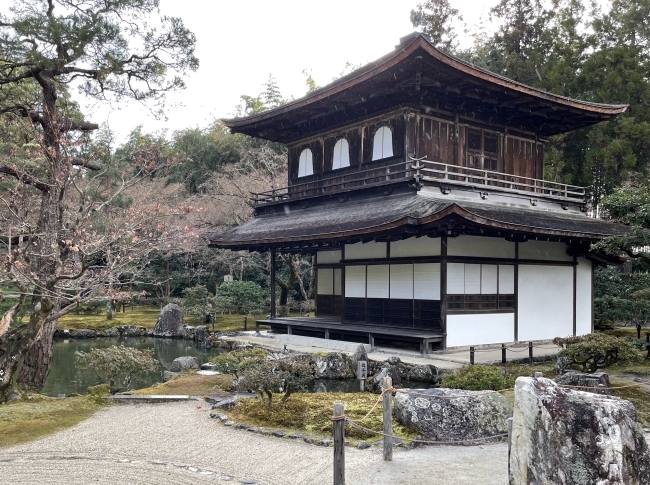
[207,33,630,352]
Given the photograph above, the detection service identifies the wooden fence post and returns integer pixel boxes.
[501,343,506,364]
[528,341,533,366]
[382,377,393,461]
[333,402,345,485]
[470,346,475,365]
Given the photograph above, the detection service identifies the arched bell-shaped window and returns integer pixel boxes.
[332,138,350,170]
[298,148,314,177]
[372,125,394,161]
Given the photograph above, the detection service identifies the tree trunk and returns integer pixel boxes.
[106,300,113,320]
[12,71,64,394]
[17,307,58,392]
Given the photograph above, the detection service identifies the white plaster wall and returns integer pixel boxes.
[345,266,366,298]
[448,235,515,258]
[576,258,592,335]
[390,264,413,299]
[367,265,389,298]
[447,313,515,347]
[390,236,441,257]
[518,265,573,341]
[518,240,572,261]
[317,268,333,295]
[414,263,440,300]
[345,241,386,260]
[317,250,341,264]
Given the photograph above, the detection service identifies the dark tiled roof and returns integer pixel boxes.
[206,193,629,250]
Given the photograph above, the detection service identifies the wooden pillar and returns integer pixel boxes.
[514,242,519,343]
[591,263,595,334]
[440,235,448,350]
[270,247,277,319]
[340,245,346,323]
[454,113,460,166]
[573,256,577,337]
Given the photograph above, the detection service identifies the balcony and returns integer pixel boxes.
[250,158,588,207]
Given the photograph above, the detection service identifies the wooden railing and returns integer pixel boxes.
[417,160,587,201]
[250,158,587,206]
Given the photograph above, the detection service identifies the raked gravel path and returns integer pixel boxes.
[0,400,507,485]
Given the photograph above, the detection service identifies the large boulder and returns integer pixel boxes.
[153,303,185,338]
[367,357,402,392]
[170,356,199,373]
[402,364,440,383]
[194,325,210,342]
[395,388,512,442]
[312,352,354,379]
[554,371,611,395]
[509,376,650,485]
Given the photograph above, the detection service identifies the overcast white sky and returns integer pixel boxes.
[81,0,502,141]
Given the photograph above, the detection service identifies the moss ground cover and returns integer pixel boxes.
[57,306,264,332]
[609,378,650,427]
[133,372,234,397]
[0,396,102,448]
[227,392,416,444]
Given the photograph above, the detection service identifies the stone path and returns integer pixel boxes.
[0,401,508,484]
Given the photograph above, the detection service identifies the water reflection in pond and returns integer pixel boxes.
[43,337,220,397]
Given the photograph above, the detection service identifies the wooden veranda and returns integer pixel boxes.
[255,316,444,354]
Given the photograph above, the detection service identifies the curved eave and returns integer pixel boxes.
[206,203,626,251]
[222,36,628,135]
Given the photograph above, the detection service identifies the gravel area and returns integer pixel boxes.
[0,401,507,484]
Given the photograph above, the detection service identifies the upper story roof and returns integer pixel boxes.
[223,33,628,143]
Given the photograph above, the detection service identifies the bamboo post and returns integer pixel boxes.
[382,377,393,461]
[333,402,345,485]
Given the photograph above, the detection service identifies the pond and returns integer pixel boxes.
[43,338,439,397]
[43,337,220,397]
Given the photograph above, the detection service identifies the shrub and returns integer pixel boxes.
[440,365,515,391]
[235,358,314,404]
[209,348,269,377]
[553,333,641,373]
[215,281,266,315]
[76,345,161,394]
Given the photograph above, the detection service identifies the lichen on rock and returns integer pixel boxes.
[509,376,650,485]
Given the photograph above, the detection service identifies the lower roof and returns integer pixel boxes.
[205,191,630,251]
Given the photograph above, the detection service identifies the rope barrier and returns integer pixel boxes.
[344,418,508,445]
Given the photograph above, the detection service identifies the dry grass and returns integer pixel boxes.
[228,392,417,444]
[132,372,234,397]
[57,307,262,332]
[0,395,102,448]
